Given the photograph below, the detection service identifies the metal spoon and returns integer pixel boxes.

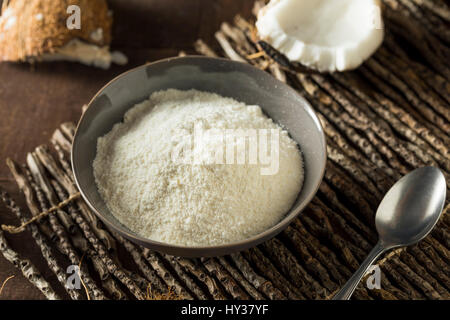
[333,166,446,300]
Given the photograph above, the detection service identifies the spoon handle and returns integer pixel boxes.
[333,241,387,300]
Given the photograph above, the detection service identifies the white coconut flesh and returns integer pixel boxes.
[41,39,128,70]
[256,0,384,72]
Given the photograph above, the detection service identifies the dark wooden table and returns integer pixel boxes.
[0,0,254,300]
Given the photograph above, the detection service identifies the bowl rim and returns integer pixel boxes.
[72,55,327,257]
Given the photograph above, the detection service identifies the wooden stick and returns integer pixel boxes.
[229,253,286,300]
[291,219,350,282]
[24,158,106,300]
[194,39,219,58]
[109,230,167,295]
[0,188,82,300]
[295,75,404,176]
[310,199,373,252]
[383,10,450,78]
[312,75,434,170]
[216,256,265,300]
[50,179,146,300]
[374,49,450,122]
[175,257,227,300]
[399,251,449,298]
[316,112,396,184]
[142,248,194,300]
[324,162,376,224]
[214,31,246,62]
[327,143,383,199]
[318,181,378,243]
[220,22,256,55]
[411,0,450,22]
[281,227,338,292]
[26,153,76,234]
[383,34,450,105]
[334,71,450,165]
[365,58,450,126]
[163,255,208,299]
[396,0,450,45]
[358,62,449,142]
[390,257,441,299]
[418,241,450,276]
[102,277,127,300]
[242,247,304,299]
[0,227,60,300]
[424,236,450,265]
[201,257,251,300]
[262,238,328,299]
[291,219,408,300]
[5,159,56,241]
[34,145,117,253]
[35,150,127,300]
[60,122,76,141]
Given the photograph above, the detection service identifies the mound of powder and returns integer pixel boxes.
[93,89,304,246]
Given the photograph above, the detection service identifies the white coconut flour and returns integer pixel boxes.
[93,89,304,246]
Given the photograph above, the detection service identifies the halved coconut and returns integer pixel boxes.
[256,0,384,72]
[0,0,127,69]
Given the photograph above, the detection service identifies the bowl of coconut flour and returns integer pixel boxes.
[72,56,326,257]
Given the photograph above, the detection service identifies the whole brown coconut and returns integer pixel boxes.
[0,0,113,62]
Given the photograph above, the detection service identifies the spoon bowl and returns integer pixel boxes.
[376,166,447,247]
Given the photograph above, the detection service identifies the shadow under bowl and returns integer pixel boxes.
[72,56,327,257]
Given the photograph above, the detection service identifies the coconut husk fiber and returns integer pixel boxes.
[0,0,112,62]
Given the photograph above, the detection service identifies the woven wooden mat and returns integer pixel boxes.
[0,0,449,300]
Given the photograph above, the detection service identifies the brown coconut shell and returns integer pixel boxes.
[0,0,112,62]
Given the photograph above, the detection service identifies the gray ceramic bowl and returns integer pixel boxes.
[72,56,326,257]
